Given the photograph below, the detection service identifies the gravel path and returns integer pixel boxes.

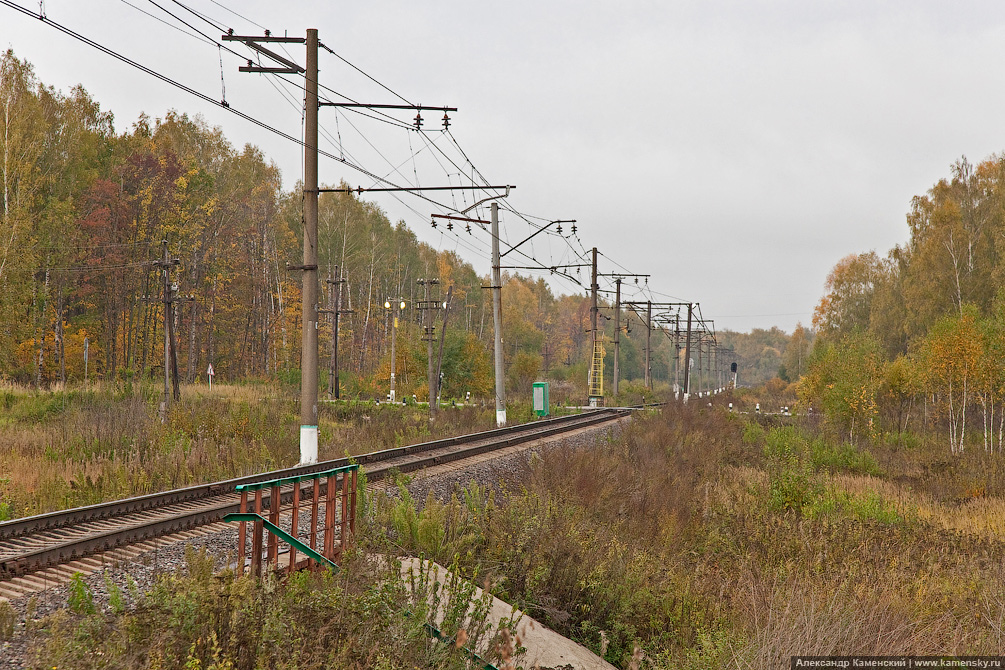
[0,419,624,669]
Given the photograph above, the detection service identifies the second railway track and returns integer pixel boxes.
[0,408,628,597]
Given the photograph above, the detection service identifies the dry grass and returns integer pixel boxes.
[415,400,1005,667]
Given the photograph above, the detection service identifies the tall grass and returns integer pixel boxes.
[374,401,1005,666]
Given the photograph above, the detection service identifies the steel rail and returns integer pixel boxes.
[0,409,627,577]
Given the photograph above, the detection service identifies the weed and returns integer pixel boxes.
[104,573,126,614]
[67,573,95,615]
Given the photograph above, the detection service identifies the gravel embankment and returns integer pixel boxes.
[0,420,623,669]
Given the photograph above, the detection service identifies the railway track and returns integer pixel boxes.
[0,408,628,600]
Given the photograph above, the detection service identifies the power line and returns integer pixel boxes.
[0,1,465,216]
[169,0,226,33]
[318,41,412,106]
[117,0,215,44]
[207,0,266,31]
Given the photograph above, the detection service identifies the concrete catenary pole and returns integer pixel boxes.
[388,299,401,402]
[645,300,652,390]
[613,277,621,398]
[491,202,506,426]
[588,247,599,405]
[683,303,693,402]
[299,29,319,464]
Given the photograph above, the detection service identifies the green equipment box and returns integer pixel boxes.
[533,382,550,417]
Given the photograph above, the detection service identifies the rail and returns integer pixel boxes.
[0,409,616,540]
[0,408,629,581]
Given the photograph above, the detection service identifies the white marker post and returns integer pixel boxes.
[207,363,215,390]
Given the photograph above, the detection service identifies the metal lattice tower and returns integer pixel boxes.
[588,337,605,403]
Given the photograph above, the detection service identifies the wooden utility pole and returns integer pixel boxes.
[435,285,453,404]
[490,203,506,426]
[417,278,440,414]
[321,268,348,399]
[152,240,180,422]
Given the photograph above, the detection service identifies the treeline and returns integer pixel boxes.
[0,51,686,399]
[804,154,1005,451]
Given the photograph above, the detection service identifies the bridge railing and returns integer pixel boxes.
[224,463,358,576]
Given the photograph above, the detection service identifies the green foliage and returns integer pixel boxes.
[383,481,490,563]
[809,435,881,476]
[764,427,822,513]
[742,420,765,445]
[804,488,908,525]
[799,332,884,441]
[67,573,96,615]
[104,574,126,615]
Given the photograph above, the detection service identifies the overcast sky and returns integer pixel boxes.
[7,0,1005,333]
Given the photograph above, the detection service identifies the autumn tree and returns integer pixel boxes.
[919,305,985,454]
[812,251,886,340]
[799,332,885,442]
[780,322,812,381]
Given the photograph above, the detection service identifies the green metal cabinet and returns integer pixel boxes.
[533,381,549,417]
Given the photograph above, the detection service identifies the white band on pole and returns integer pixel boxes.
[300,425,318,464]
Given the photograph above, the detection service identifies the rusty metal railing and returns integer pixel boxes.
[225,463,358,576]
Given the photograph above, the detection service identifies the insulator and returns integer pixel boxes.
[556,224,562,234]
[571,224,577,235]
[430,220,437,228]
[442,112,450,128]
[644,277,648,285]
[264,29,271,37]
[414,112,423,129]
[465,224,471,234]
[446,222,453,231]
[634,277,638,284]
